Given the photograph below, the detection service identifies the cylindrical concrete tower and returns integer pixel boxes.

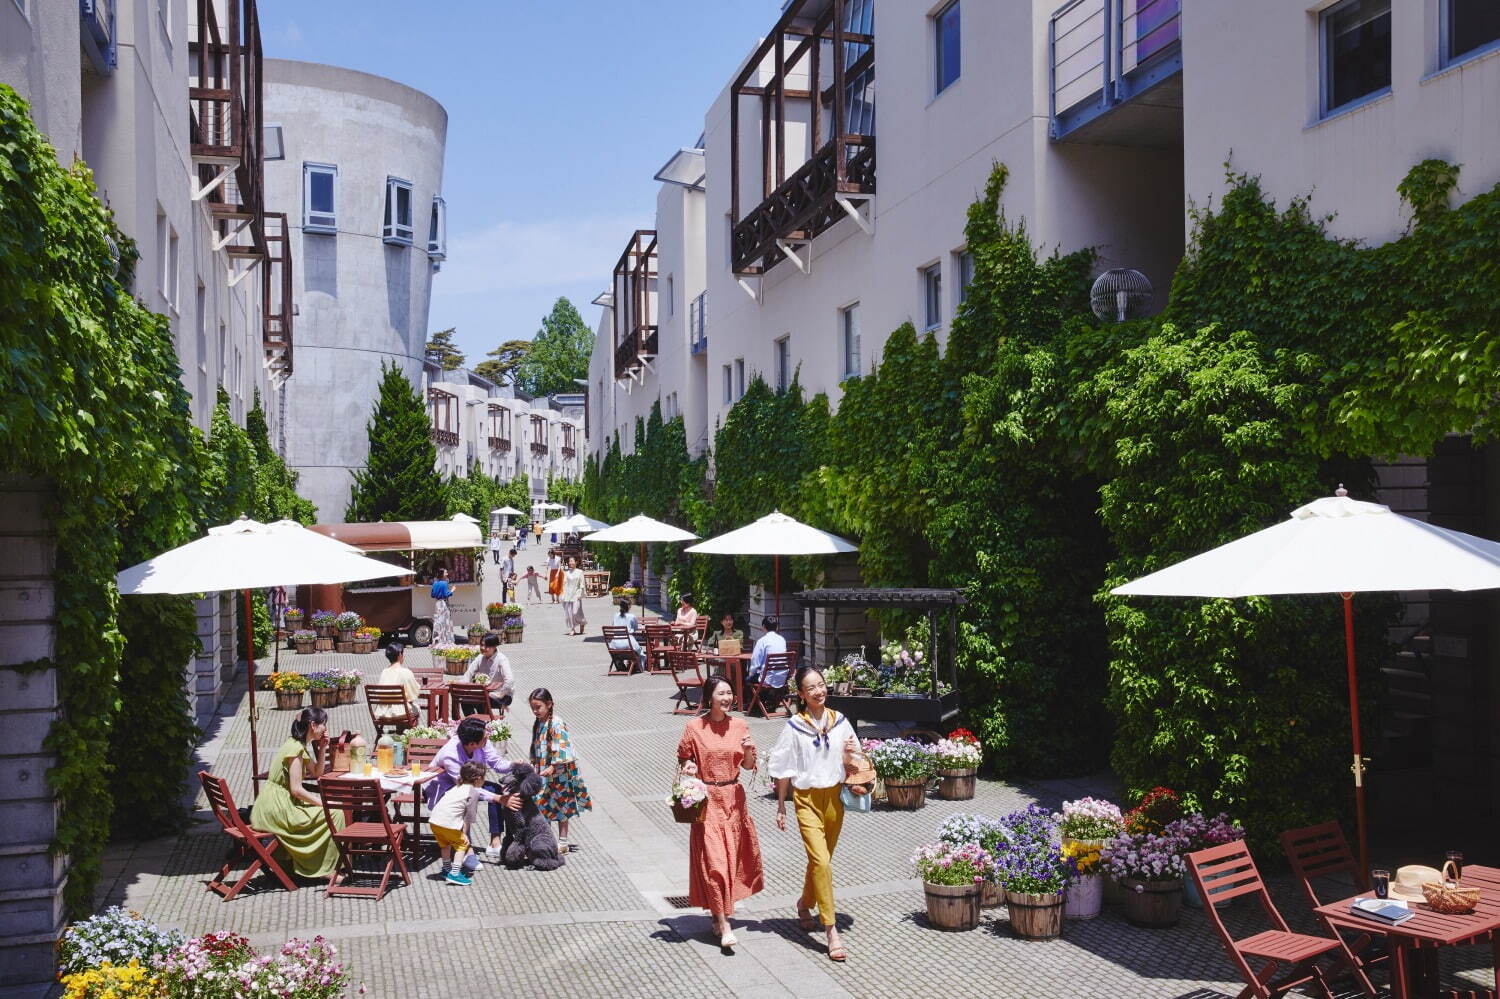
[262,59,447,520]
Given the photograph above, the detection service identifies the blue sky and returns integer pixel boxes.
[260,0,782,368]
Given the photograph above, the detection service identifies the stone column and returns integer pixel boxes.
[191,597,221,728]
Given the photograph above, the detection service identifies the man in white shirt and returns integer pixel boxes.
[464,633,515,715]
[747,615,789,686]
[488,531,503,565]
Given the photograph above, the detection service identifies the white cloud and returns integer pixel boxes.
[439,214,645,298]
[280,21,303,46]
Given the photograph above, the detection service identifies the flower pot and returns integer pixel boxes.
[1119,878,1183,928]
[274,691,304,710]
[337,686,356,705]
[1064,874,1103,920]
[1183,870,1233,909]
[314,637,334,652]
[443,658,468,676]
[1007,889,1064,940]
[294,641,315,655]
[671,799,707,824]
[936,767,977,800]
[314,624,335,639]
[337,628,355,643]
[981,881,1004,908]
[1065,836,1118,903]
[882,778,928,810]
[505,628,524,644]
[488,616,504,631]
[923,881,981,931]
[335,641,355,654]
[310,688,339,709]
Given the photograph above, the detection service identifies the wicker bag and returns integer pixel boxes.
[1423,861,1481,915]
[670,766,708,824]
[844,748,876,788]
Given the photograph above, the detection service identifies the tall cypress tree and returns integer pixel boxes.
[346,362,449,521]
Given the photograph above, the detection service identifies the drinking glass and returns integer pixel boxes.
[410,760,421,779]
[1371,869,1390,899]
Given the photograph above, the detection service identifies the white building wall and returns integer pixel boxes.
[263,59,447,521]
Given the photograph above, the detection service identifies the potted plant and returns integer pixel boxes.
[310,609,337,639]
[466,623,487,645]
[271,671,308,709]
[1103,828,1187,927]
[1123,785,1183,835]
[334,611,361,642]
[306,670,340,708]
[486,719,511,748]
[933,727,982,800]
[335,667,361,705]
[1058,796,1124,850]
[994,804,1070,940]
[486,601,506,630]
[912,840,993,931]
[1062,840,1105,920]
[292,629,317,654]
[354,625,381,654]
[1167,812,1244,908]
[822,657,855,695]
[283,607,305,631]
[434,645,472,676]
[938,813,1009,907]
[864,738,935,809]
[502,604,525,643]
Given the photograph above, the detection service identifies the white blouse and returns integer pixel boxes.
[768,710,854,790]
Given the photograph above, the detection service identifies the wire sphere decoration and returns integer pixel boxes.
[1089,268,1154,322]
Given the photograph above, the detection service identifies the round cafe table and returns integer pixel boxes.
[695,651,754,711]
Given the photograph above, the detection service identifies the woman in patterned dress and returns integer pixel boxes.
[528,687,592,854]
[677,674,764,951]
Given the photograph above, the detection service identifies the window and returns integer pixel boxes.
[840,304,861,380]
[427,196,446,259]
[665,275,674,317]
[723,364,733,404]
[957,251,975,303]
[160,221,179,311]
[922,262,943,329]
[194,282,206,383]
[734,358,746,400]
[263,124,284,161]
[934,1,961,95]
[1321,0,1391,116]
[1445,0,1500,65]
[383,177,414,245]
[303,163,336,232]
[774,335,791,392]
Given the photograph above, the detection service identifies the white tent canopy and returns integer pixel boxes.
[586,514,698,544]
[685,510,856,557]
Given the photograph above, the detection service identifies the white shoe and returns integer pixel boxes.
[485,846,502,863]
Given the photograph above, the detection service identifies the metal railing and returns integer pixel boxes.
[689,291,707,355]
[1049,0,1180,130]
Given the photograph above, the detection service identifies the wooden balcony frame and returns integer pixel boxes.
[730,0,876,276]
[486,404,511,453]
[261,210,293,380]
[190,0,266,266]
[428,387,458,448]
[612,230,658,384]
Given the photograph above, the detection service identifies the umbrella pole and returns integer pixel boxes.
[639,541,645,594]
[774,556,780,620]
[1342,593,1369,876]
[245,588,261,794]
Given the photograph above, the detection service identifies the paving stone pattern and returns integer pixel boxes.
[92,547,1494,997]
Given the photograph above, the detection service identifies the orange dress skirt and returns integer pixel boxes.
[677,716,765,915]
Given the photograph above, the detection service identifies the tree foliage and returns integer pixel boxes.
[424,326,465,371]
[514,297,593,398]
[474,338,531,387]
[346,362,450,522]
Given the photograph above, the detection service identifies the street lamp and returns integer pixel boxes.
[1090,268,1154,322]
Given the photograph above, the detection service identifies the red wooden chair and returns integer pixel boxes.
[602,626,641,675]
[365,684,416,736]
[644,623,678,674]
[319,777,411,900]
[1186,841,1374,999]
[747,651,797,718]
[667,650,705,715]
[689,617,709,651]
[198,771,297,900]
[1280,821,1387,976]
[391,737,448,840]
[449,682,494,719]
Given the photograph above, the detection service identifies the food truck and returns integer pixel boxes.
[302,516,498,646]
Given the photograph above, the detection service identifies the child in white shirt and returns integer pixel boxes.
[430,761,502,885]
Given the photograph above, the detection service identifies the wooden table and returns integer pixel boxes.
[697,652,754,712]
[420,684,450,725]
[1314,863,1500,998]
[323,768,439,854]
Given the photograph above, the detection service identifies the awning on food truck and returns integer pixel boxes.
[310,515,483,552]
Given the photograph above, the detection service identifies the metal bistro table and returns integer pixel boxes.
[1314,864,1500,999]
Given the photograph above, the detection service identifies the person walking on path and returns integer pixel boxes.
[529,688,592,855]
[561,556,587,635]
[533,520,544,546]
[516,523,527,550]
[250,707,342,879]
[547,552,563,604]
[523,564,544,603]
[768,665,858,962]
[431,566,455,645]
[489,531,503,566]
[501,548,518,602]
[677,675,765,951]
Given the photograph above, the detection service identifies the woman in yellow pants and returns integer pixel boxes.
[769,665,858,962]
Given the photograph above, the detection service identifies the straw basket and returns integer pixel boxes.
[1423,861,1481,915]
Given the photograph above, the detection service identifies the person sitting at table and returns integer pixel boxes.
[747,616,788,685]
[250,707,342,879]
[609,598,646,672]
[426,716,521,863]
[374,641,420,728]
[464,632,515,716]
[675,592,700,631]
[430,761,506,885]
[706,612,744,651]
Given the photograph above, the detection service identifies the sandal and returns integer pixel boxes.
[720,930,737,950]
[827,944,847,963]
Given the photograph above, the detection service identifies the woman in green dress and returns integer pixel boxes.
[250,706,342,879]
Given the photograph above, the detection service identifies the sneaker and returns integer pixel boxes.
[444,869,472,886]
[484,846,502,864]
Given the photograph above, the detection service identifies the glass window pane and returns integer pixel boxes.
[1325,0,1391,112]
[936,2,961,93]
[309,170,333,214]
[1450,0,1500,61]
[397,185,412,226]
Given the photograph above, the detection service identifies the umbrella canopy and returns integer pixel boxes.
[493,506,526,517]
[541,513,610,535]
[535,501,567,511]
[117,517,403,594]
[586,514,698,544]
[685,510,856,557]
[1110,488,1500,875]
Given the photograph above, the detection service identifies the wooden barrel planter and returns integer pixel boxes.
[443,658,468,676]
[923,881,981,931]
[274,691,304,711]
[505,628,524,644]
[337,629,356,644]
[294,639,315,655]
[1007,890,1064,940]
[314,624,335,639]
[314,637,334,653]
[882,778,928,810]
[337,685,356,705]
[310,688,339,709]
[1064,874,1103,920]
[488,616,505,631]
[981,881,1004,908]
[335,640,355,654]
[935,767,977,800]
[1119,878,1184,927]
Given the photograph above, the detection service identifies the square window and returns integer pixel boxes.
[922,262,943,329]
[935,1,961,95]
[303,163,337,232]
[958,250,975,303]
[1321,0,1391,116]
[774,336,791,392]
[384,177,414,245]
[1445,0,1500,64]
[840,304,861,380]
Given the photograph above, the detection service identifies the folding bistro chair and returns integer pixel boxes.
[448,682,494,719]
[198,771,298,900]
[667,650,705,714]
[682,617,708,652]
[391,737,447,842]
[1186,841,1374,999]
[365,684,416,736]
[1280,821,1387,976]
[602,626,641,675]
[319,777,411,901]
[644,623,678,674]
[747,651,797,718]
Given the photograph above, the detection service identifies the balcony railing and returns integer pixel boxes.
[488,436,511,453]
[689,291,707,356]
[430,428,459,447]
[732,136,874,274]
[262,211,293,380]
[1049,0,1182,142]
[561,445,577,459]
[80,0,116,73]
[190,0,265,263]
[612,230,658,382]
[530,442,549,456]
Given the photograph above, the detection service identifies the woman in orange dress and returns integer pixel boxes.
[677,674,765,951]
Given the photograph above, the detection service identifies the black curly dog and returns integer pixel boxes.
[497,762,564,871]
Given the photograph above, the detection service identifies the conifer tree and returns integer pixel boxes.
[346,362,449,521]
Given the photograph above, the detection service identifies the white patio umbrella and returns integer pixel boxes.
[541,513,610,535]
[1111,487,1500,873]
[685,510,857,616]
[117,517,409,789]
[585,514,699,591]
[494,505,525,517]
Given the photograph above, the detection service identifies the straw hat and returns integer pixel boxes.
[1389,865,1443,902]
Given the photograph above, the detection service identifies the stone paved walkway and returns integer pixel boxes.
[91,546,1492,998]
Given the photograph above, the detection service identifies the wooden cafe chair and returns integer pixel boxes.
[602,626,640,675]
[747,651,797,718]
[667,650,705,715]
[198,770,297,900]
[365,684,416,737]
[391,737,448,840]
[1279,821,1388,976]
[319,777,411,901]
[643,623,678,674]
[448,682,494,720]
